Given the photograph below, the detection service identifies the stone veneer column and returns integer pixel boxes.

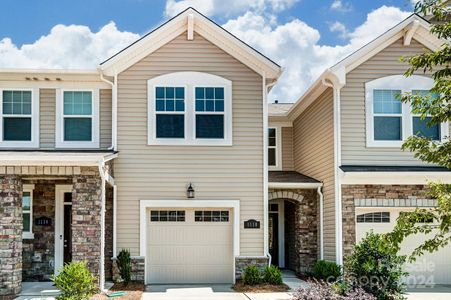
[0,175,22,297]
[341,185,358,258]
[72,173,102,279]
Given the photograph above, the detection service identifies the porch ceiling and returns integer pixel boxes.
[0,150,117,166]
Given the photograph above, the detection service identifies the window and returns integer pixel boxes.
[155,87,185,138]
[268,127,281,170]
[366,75,448,147]
[22,184,35,239]
[195,87,224,139]
[0,89,39,148]
[195,210,229,222]
[356,212,390,223]
[411,90,440,141]
[150,210,185,222]
[56,89,99,148]
[148,72,232,145]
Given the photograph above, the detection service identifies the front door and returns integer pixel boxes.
[55,185,73,273]
[269,211,279,266]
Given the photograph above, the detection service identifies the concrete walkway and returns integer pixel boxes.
[407,285,451,300]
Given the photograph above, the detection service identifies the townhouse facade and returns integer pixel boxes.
[0,8,450,298]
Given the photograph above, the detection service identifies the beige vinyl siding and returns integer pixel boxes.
[293,88,336,260]
[115,33,264,256]
[39,89,56,149]
[100,89,112,149]
[281,127,294,171]
[341,38,448,165]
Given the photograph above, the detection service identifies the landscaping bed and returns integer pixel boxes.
[233,281,290,292]
[90,282,145,300]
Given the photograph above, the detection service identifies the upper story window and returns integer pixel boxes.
[148,72,232,146]
[56,89,100,148]
[268,127,281,170]
[365,75,449,147]
[0,89,39,148]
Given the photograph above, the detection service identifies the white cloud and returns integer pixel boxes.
[329,21,348,38]
[224,6,410,102]
[164,0,298,17]
[0,22,139,69]
[330,0,352,12]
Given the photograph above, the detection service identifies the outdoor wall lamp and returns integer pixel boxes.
[187,183,195,198]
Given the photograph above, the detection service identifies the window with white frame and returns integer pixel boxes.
[268,127,281,170]
[22,184,34,239]
[148,72,232,145]
[56,89,99,148]
[365,75,448,147]
[0,89,39,148]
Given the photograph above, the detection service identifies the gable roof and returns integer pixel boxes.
[99,7,282,80]
[286,14,444,121]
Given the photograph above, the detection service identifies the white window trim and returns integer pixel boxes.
[55,89,100,149]
[147,72,232,146]
[268,126,282,171]
[22,184,35,239]
[0,88,40,148]
[365,75,449,147]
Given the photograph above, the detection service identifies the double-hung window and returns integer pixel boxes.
[22,184,35,239]
[0,89,39,148]
[268,127,281,170]
[56,89,99,148]
[366,75,448,147]
[148,72,232,145]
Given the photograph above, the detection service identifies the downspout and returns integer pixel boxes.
[322,76,344,265]
[317,186,324,260]
[263,73,278,266]
[99,69,118,258]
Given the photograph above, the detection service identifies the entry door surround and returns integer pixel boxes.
[139,199,240,284]
[55,185,73,274]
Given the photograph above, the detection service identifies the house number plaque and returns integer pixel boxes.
[35,216,52,226]
[244,219,260,229]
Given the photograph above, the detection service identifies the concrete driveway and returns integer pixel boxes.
[142,285,293,300]
[407,285,451,300]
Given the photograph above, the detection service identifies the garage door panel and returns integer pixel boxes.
[356,208,451,285]
[147,208,233,284]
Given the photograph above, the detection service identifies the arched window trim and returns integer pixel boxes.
[365,75,449,148]
[147,72,232,146]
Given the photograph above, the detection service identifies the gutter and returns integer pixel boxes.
[268,182,322,189]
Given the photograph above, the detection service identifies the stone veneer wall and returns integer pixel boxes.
[72,167,102,280]
[235,257,269,279]
[342,184,430,257]
[22,180,70,281]
[105,185,114,281]
[0,175,22,297]
[269,189,318,274]
[112,257,145,283]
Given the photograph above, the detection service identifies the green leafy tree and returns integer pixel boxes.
[387,0,451,260]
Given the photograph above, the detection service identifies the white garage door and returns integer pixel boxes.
[356,208,451,285]
[146,208,233,284]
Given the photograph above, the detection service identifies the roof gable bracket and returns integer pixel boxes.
[404,20,420,46]
[187,13,194,40]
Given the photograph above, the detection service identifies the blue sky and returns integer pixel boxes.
[0,0,416,102]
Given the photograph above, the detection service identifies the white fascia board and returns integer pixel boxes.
[341,171,451,185]
[100,9,281,79]
[268,182,323,189]
[0,152,118,166]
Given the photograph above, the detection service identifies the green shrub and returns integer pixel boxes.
[117,249,132,284]
[51,261,97,300]
[243,265,263,285]
[263,265,283,285]
[345,232,407,300]
[312,260,342,282]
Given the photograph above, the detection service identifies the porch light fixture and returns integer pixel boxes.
[187,183,195,199]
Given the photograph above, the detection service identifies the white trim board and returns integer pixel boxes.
[341,171,451,185]
[139,199,240,284]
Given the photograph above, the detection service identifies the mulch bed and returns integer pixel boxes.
[233,282,290,292]
[90,282,145,300]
